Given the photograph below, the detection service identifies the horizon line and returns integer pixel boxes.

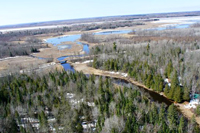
[1,10,200,27]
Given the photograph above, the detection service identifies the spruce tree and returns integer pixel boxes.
[165,60,173,78]
[196,105,200,116]
[164,84,169,97]
[93,57,97,68]
[178,116,185,133]
[159,103,165,123]
[146,74,153,88]
[183,86,190,101]
[174,86,182,103]
[167,104,177,131]
[113,42,117,51]
[170,70,179,100]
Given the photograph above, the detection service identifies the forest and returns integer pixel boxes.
[0,70,199,132]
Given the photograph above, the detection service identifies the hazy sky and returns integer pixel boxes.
[0,0,200,26]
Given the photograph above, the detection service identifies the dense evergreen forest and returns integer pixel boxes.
[0,70,199,132]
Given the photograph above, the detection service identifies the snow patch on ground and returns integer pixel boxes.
[106,71,128,77]
[75,60,93,64]
[152,16,200,24]
[184,99,199,109]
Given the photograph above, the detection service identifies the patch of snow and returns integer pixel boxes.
[184,99,199,109]
[168,83,171,87]
[70,98,84,105]
[164,78,169,83]
[66,93,74,99]
[58,127,64,130]
[152,16,200,24]
[87,102,95,107]
[48,118,56,122]
[121,73,128,77]
[82,60,93,64]
[107,71,128,77]
[32,123,40,129]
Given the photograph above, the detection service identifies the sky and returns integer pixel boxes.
[0,0,200,26]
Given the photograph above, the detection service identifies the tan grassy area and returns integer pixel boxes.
[32,42,83,61]
[0,56,46,75]
[0,56,64,76]
[0,56,45,69]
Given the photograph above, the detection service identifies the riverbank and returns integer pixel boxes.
[70,61,173,100]
[70,61,200,126]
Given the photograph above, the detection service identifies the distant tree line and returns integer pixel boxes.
[0,41,47,58]
[0,21,144,42]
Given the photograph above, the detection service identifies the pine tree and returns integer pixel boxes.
[114,61,118,71]
[146,74,153,88]
[170,70,179,100]
[93,57,97,68]
[113,42,117,51]
[167,104,177,131]
[10,52,13,57]
[196,105,200,116]
[76,123,83,133]
[164,84,169,97]
[174,86,182,103]
[178,116,185,133]
[183,86,190,101]
[165,60,173,78]
[171,70,179,90]
[168,87,174,100]
[158,81,163,92]
[146,43,150,52]
[38,111,48,130]
[9,116,18,133]
[159,103,165,123]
